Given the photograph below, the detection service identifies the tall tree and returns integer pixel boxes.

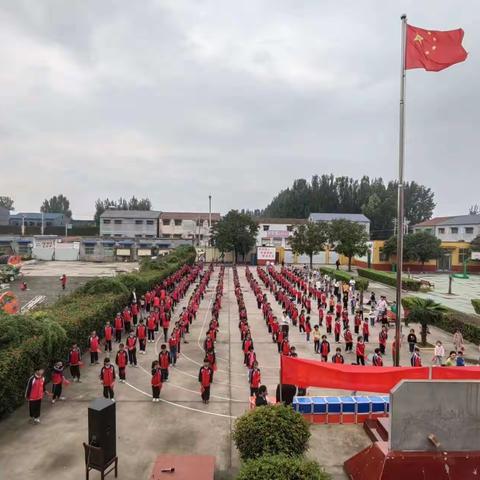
[469,204,479,215]
[40,194,72,218]
[290,222,329,268]
[329,219,369,271]
[0,196,14,210]
[211,210,258,263]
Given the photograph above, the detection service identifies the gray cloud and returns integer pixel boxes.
[0,0,478,218]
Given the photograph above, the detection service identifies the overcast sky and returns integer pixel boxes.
[0,1,478,219]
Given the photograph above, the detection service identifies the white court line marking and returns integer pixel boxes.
[136,363,244,402]
[124,380,238,419]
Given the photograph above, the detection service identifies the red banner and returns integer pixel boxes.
[432,366,480,380]
[281,356,430,393]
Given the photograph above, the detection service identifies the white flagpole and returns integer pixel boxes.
[394,15,408,367]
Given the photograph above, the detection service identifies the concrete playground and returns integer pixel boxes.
[0,265,478,479]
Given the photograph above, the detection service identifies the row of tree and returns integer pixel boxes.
[262,174,436,239]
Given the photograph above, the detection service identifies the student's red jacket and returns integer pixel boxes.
[344,330,353,343]
[362,322,369,335]
[114,316,123,331]
[100,365,115,387]
[126,336,137,351]
[320,341,330,357]
[332,354,345,364]
[159,351,170,369]
[151,367,162,387]
[115,350,128,368]
[136,325,147,340]
[356,343,365,357]
[26,375,45,401]
[250,369,261,388]
[334,322,341,334]
[69,348,81,366]
[104,325,113,341]
[198,366,213,387]
[89,336,99,352]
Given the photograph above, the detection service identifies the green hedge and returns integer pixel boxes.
[319,267,369,292]
[472,299,480,315]
[0,245,197,418]
[236,454,330,480]
[357,268,422,291]
[233,405,311,461]
[402,296,480,344]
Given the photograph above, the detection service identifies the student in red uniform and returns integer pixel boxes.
[281,337,291,356]
[334,319,341,343]
[362,319,370,343]
[161,313,170,343]
[246,346,256,371]
[104,321,113,353]
[411,347,422,367]
[332,347,345,364]
[126,332,138,367]
[320,335,330,362]
[51,361,66,404]
[159,344,170,381]
[89,331,100,365]
[151,360,162,402]
[344,327,353,353]
[318,307,324,326]
[136,319,147,354]
[100,358,115,400]
[305,316,312,342]
[249,361,261,397]
[115,343,128,383]
[131,302,139,326]
[372,348,383,366]
[356,336,366,365]
[68,343,82,382]
[114,313,123,343]
[379,327,388,355]
[354,313,362,335]
[60,274,67,290]
[198,360,213,404]
[147,313,156,342]
[168,331,178,366]
[242,335,253,365]
[123,307,133,334]
[25,367,46,424]
[326,313,333,334]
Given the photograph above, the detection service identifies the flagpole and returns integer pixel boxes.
[394,14,407,367]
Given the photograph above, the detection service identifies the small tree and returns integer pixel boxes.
[0,196,14,210]
[233,404,310,460]
[290,222,329,269]
[41,194,72,218]
[237,454,330,480]
[402,297,447,346]
[211,210,258,263]
[329,219,369,271]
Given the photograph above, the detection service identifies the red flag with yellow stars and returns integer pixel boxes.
[406,25,467,71]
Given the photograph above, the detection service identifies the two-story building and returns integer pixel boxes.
[99,210,161,238]
[309,212,371,236]
[159,212,220,246]
[413,215,480,242]
[255,218,307,248]
[9,212,70,227]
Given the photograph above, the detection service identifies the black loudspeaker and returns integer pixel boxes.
[88,397,116,463]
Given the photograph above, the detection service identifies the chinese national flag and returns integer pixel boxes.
[406,24,467,71]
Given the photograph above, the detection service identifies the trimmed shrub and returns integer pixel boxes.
[472,299,480,315]
[233,405,310,460]
[78,277,129,296]
[0,245,196,418]
[357,268,421,291]
[319,267,369,292]
[236,454,330,480]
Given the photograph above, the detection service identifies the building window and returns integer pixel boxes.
[135,220,143,225]
[114,234,123,237]
[287,225,293,232]
[162,219,171,225]
[17,245,30,255]
[438,228,445,234]
[451,227,458,234]
[46,222,52,226]
[174,219,182,226]
[263,225,270,231]
[135,234,143,238]
[465,227,474,234]
[173,233,182,238]
[163,234,171,238]
[425,228,433,233]
[146,220,154,225]
[459,248,471,263]
[84,246,95,255]
[146,235,154,238]
[29,222,35,226]
[114,219,122,225]
[103,219,111,224]
[103,246,114,256]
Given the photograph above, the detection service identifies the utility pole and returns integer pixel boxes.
[41,211,44,235]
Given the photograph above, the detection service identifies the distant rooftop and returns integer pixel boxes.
[309,213,370,223]
[256,218,308,225]
[414,215,480,227]
[100,210,161,219]
[160,212,221,221]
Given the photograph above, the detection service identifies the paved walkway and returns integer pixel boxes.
[0,265,478,480]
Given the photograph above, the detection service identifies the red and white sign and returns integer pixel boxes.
[257,246,276,261]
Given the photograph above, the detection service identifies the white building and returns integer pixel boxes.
[159,212,221,246]
[100,210,161,238]
[413,215,480,242]
[255,218,307,248]
[309,212,371,236]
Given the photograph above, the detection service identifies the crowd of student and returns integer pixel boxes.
[25,263,217,423]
